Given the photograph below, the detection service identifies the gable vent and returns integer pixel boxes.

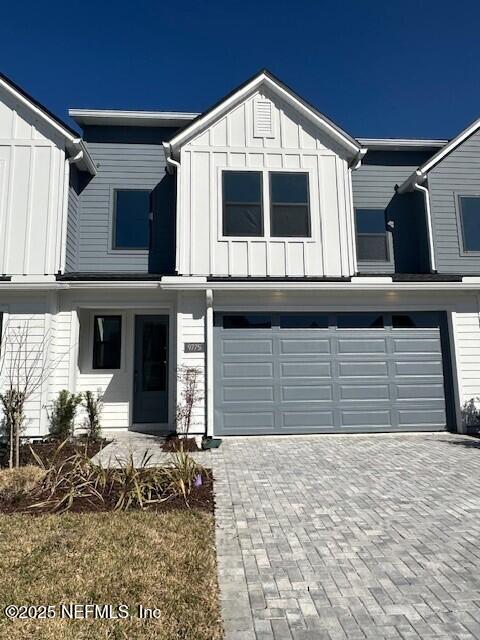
[253,100,274,138]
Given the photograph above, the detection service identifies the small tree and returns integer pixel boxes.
[83,390,103,441]
[48,390,83,440]
[462,397,480,430]
[176,366,203,440]
[0,320,57,468]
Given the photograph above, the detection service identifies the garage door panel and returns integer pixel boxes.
[223,386,275,402]
[214,312,449,435]
[338,361,388,377]
[395,361,444,376]
[340,410,392,427]
[222,338,273,355]
[392,338,442,354]
[337,338,387,354]
[339,384,390,400]
[397,409,446,427]
[221,410,275,432]
[279,338,330,354]
[280,362,332,378]
[396,384,446,400]
[223,362,274,378]
[281,385,333,402]
[282,411,335,428]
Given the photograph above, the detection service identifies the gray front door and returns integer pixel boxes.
[133,315,169,424]
[214,312,450,435]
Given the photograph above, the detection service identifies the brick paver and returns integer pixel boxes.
[211,433,480,640]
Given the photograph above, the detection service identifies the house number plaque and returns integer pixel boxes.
[184,342,205,353]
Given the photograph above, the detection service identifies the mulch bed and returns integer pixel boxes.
[0,438,109,469]
[0,470,214,516]
[161,435,200,452]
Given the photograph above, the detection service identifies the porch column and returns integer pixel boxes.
[206,289,214,437]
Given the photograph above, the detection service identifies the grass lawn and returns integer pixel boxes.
[0,510,223,640]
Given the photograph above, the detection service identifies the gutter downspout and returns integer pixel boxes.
[413,176,437,273]
[59,150,84,274]
[163,142,182,274]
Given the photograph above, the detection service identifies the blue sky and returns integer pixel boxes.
[1,0,478,139]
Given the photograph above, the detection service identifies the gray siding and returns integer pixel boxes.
[65,165,80,272]
[77,142,166,272]
[352,150,434,274]
[429,129,480,274]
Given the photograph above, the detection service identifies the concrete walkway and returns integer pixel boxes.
[211,433,480,640]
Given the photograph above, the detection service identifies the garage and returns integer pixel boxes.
[213,311,451,435]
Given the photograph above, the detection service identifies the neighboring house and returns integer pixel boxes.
[1,69,480,438]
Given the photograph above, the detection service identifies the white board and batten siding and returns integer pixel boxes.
[177,89,356,278]
[0,86,67,276]
[453,296,480,412]
[177,292,206,434]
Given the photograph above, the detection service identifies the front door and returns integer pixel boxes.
[133,315,169,425]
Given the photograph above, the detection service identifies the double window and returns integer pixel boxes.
[355,208,389,262]
[458,196,480,253]
[222,171,310,238]
[113,189,151,250]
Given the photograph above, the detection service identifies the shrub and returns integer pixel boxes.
[83,390,103,441]
[462,397,480,429]
[48,390,83,440]
[28,443,205,513]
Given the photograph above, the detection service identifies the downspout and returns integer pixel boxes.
[413,177,437,273]
[163,142,182,274]
[59,150,84,274]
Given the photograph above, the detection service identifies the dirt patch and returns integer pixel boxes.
[161,435,200,452]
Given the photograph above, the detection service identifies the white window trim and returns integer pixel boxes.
[217,167,315,242]
[107,186,150,255]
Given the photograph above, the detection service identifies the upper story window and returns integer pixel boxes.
[93,315,122,369]
[355,208,388,261]
[222,170,311,238]
[113,189,150,250]
[458,196,480,252]
[270,172,310,237]
[222,171,263,236]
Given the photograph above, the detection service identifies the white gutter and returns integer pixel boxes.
[350,148,367,170]
[163,142,182,272]
[160,280,480,292]
[397,170,437,273]
[0,281,160,291]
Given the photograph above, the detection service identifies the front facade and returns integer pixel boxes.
[1,70,480,437]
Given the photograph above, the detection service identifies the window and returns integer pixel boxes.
[222,172,263,236]
[113,189,150,250]
[355,209,388,261]
[222,314,271,329]
[93,316,122,369]
[280,314,328,329]
[337,314,384,329]
[270,172,310,237]
[392,314,417,328]
[459,196,480,252]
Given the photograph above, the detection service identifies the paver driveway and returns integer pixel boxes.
[211,433,480,640]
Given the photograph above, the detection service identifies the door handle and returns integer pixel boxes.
[134,370,138,392]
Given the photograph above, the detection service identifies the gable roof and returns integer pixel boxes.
[166,69,363,163]
[0,72,96,175]
[398,116,480,192]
